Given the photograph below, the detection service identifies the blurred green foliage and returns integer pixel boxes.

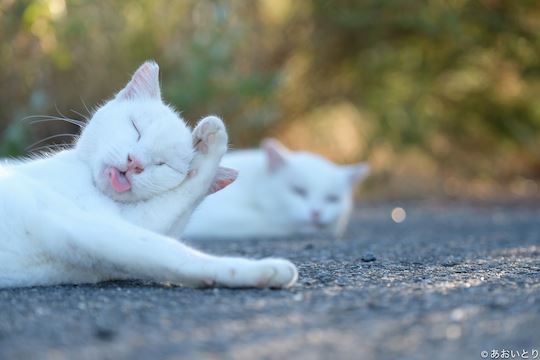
[0,0,539,195]
[308,0,540,178]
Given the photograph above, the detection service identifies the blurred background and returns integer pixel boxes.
[1,0,539,200]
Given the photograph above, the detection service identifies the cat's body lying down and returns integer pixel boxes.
[185,140,369,239]
[0,62,297,289]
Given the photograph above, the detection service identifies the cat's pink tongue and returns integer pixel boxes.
[107,167,131,193]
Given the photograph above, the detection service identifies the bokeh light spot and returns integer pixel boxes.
[391,207,407,223]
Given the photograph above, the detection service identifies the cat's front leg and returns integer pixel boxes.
[35,210,297,289]
[165,116,236,236]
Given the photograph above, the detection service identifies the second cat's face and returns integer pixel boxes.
[76,62,194,202]
[262,140,369,235]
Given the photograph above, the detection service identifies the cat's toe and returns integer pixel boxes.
[193,116,228,156]
[256,258,298,288]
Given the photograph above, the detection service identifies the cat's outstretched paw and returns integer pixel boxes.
[253,258,298,289]
[188,258,298,289]
[192,116,228,158]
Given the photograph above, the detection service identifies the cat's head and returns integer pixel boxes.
[259,139,369,235]
[76,61,194,202]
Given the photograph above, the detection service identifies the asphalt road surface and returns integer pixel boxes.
[1,202,539,360]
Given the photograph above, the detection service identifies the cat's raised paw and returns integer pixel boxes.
[254,258,298,289]
[192,116,228,157]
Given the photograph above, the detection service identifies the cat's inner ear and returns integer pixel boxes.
[208,167,238,195]
[116,61,161,101]
[261,138,289,173]
[345,162,370,186]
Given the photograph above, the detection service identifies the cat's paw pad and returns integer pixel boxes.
[255,258,298,288]
[192,116,228,157]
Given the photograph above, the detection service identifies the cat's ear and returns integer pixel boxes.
[261,138,289,173]
[345,162,370,186]
[116,61,161,101]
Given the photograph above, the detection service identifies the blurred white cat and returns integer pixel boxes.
[185,139,369,238]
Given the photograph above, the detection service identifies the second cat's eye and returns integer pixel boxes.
[291,185,307,197]
[130,118,141,141]
[326,194,340,203]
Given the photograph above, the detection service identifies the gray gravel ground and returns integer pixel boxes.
[1,202,539,360]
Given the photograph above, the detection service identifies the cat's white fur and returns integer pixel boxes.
[0,61,297,289]
[185,139,369,238]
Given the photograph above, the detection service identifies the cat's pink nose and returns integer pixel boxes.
[127,154,144,174]
[311,210,321,222]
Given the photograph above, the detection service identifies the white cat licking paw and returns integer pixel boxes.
[0,61,298,289]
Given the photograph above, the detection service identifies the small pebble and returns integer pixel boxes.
[361,252,377,262]
[442,257,462,267]
[442,260,460,267]
[94,328,116,342]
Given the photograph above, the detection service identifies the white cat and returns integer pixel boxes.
[0,61,297,289]
[185,139,369,238]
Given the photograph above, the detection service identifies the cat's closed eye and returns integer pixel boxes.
[157,161,185,175]
[130,118,141,141]
[326,194,340,203]
[291,185,307,197]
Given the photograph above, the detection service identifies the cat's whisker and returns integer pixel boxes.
[25,133,78,152]
[27,143,71,154]
[24,115,86,128]
[80,97,94,118]
[54,104,70,123]
[54,104,84,128]
[69,109,90,122]
[53,104,88,127]
[30,118,85,127]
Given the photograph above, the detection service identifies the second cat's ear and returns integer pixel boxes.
[261,138,289,173]
[116,61,161,101]
[345,162,370,186]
